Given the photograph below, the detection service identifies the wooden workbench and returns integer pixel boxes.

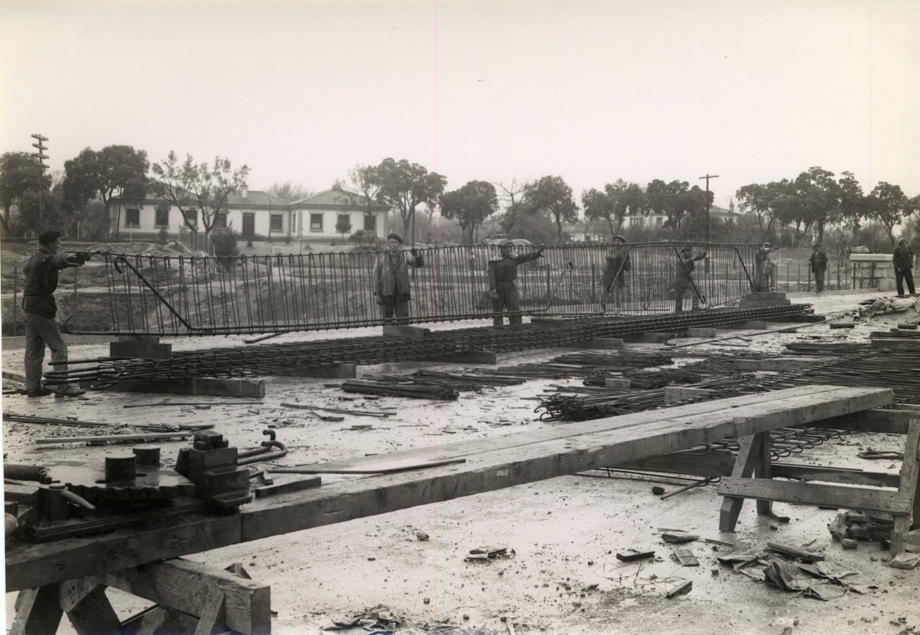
[6,384,895,596]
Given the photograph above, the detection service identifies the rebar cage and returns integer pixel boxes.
[65,242,761,336]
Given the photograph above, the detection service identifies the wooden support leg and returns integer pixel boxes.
[11,585,63,635]
[59,580,122,635]
[755,432,773,516]
[719,433,764,532]
[890,421,920,554]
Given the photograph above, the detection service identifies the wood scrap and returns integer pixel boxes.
[673,547,699,566]
[766,542,824,562]
[35,432,193,445]
[666,580,692,598]
[616,550,655,562]
[662,533,699,544]
[280,403,393,418]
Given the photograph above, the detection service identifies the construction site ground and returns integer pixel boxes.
[2,289,919,635]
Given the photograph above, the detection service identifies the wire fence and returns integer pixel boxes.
[6,242,776,336]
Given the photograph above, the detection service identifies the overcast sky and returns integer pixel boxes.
[1,0,918,210]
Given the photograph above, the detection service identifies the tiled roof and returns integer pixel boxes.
[226,190,289,207]
[292,188,387,211]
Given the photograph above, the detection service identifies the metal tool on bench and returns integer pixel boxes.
[175,430,254,509]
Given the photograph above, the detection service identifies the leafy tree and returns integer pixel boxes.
[151,152,249,235]
[335,214,352,242]
[866,182,916,245]
[495,177,533,235]
[523,175,578,242]
[645,179,701,236]
[791,166,843,244]
[582,179,645,238]
[1,151,49,235]
[267,181,313,202]
[440,180,499,244]
[836,171,867,232]
[374,158,446,244]
[62,145,149,239]
[344,164,384,236]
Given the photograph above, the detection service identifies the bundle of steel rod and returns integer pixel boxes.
[784,342,871,356]
[61,242,763,336]
[550,351,675,369]
[340,379,459,401]
[411,370,527,388]
[364,373,486,393]
[45,304,813,387]
[583,368,703,389]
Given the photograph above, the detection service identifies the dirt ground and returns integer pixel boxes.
[2,290,920,635]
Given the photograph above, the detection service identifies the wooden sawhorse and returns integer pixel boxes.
[718,414,920,554]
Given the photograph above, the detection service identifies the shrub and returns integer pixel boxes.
[211,227,240,268]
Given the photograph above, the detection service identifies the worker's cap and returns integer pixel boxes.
[38,230,61,245]
[762,242,772,249]
[386,233,403,243]
[612,235,626,243]
[681,245,693,254]
[899,238,908,245]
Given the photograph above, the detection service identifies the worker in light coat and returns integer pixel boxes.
[374,233,423,324]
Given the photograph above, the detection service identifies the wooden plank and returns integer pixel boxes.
[59,581,122,635]
[717,478,913,515]
[719,434,763,532]
[5,386,893,592]
[10,585,63,635]
[771,463,901,488]
[809,408,915,435]
[297,385,865,473]
[35,431,193,445]
[91,557,270,635]
[891,421,920,554]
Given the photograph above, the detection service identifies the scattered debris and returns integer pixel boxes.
[616,549,655,562]
[827,511,892,543]
[673,547,699,566]
[465,546,512,562]
[767,542,824,563]
[665,580,692,598]
[889,553,920,570]
[662,533,699,544]
[416,531,429,542]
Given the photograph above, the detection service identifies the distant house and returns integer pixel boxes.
[290,188,389,244]
[624,204,734,229]
[110,185,390,245]
[110,188,291,242]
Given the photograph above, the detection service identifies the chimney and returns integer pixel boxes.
[241,188,248,199]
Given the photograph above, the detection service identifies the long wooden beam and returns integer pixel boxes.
[5,385,893,592]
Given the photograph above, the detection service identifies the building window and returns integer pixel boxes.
[364,214,376,232]
[270,214,283,232]
[214,213,228,229]
[184,209,198,228]
[125,208,140,227]
[310,213,323,232]
[155,205,169,227]
[656,217,663,227]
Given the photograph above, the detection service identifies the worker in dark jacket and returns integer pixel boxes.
[893,238,916,296]
[601,235,630,312]
[374,233,423,325]
[21,230,89,397]
[753,242,775,292]
[488,241,544,326]
[673,245,708,313]
[809,242,828,292]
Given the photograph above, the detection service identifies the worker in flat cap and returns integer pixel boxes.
[21,230,90,397]
[753,242,775,293]
[601,235,630,312]
[809,241,828,292]
[374,233,424,324]
[488,240,544,326]
[673,244,708,313]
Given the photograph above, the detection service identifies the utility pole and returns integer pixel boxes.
[31,134,49,225]
[698,174,719,244]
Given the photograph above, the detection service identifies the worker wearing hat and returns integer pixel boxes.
[600,235,630,312]
[753,242,775,293]
[893,237,915,296]
[374,233,423,324]
[21,230,90,397]
[673,244,708,313]
[488,240,545,326]
[808,242,828,293]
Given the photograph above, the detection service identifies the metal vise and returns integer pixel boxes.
[175,431,252,509]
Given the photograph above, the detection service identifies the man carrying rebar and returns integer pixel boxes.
[374,233,423,325]
[21,230,89,398]
[673,245,708,313]
[601,235,630,312]
[489,241,544,326]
